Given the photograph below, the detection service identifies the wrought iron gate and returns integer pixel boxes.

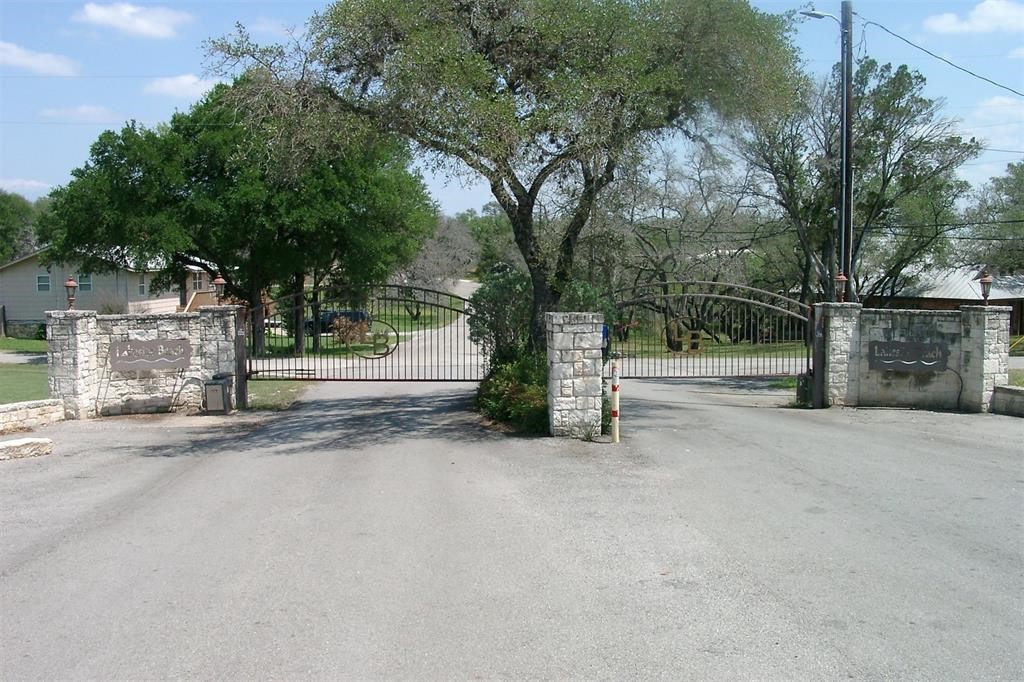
[609,281,812,379]
[247,284,485,381]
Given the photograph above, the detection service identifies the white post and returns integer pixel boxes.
[610,361,620,443]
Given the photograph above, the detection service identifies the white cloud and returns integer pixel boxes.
[1010,46,1024,58]
[924,0,1024,34]
[249,17,291,38]
[39,104,120,123]
[143,74,222,99]
[956,96,1024,186]
[73,3,192,39]
[0,41,78,76]
[0,178,52,197]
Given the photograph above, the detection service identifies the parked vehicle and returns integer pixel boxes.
[304,310,371,334]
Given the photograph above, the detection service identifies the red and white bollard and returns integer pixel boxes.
[610,361,620,443]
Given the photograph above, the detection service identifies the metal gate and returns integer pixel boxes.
[609,281,812,379]
[247,284,485,381]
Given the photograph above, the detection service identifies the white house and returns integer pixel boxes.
[0,249,214,337]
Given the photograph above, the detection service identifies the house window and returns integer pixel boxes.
[138,274,146,296]
[78,274,92,292]
[192,271,204,292]
[36,274,50,292]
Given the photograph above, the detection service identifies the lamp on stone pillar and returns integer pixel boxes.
[835,273,848,303]
[212,274,227,305]
[64,276,78,310]
[978,270,993,305]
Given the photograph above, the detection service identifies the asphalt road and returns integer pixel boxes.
[1,379,1021,680]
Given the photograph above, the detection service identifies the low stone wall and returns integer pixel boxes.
[47,307,241,419]
[0,399,64,434]
[546,312,603,438]
[991,386,1024,418]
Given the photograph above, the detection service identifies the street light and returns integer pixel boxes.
[803,2,854,303]
[212,273,227,305]
[64,276,78,310]
[978,270,993,305]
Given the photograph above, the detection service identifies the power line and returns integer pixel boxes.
[857,17,1024,98]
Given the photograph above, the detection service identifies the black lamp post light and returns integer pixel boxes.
[64,276,78,310]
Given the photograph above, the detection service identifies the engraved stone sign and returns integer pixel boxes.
[868,340,948,373]
[110,339,191,371]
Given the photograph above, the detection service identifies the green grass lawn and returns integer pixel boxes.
[0,337,48,353]
[615,338,808,359]
[246,380,309,410]
[0,363,49,404]
[1010,369,1023,387]
[1011,336,1023,357]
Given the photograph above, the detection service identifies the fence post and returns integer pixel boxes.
[610,361,620,443]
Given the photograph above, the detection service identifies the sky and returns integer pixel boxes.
[1,0,1022,216]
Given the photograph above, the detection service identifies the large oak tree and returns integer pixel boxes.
[211,0,799,348]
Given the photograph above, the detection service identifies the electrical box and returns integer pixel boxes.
[204,376,232,414]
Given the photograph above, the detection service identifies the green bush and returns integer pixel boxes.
[468,264,532,366]
[477,352,548,434]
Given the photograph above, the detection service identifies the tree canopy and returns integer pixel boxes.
[961,162,1024,274]
[0,191,44,265]
[740,59,980,302]
[38,82,436,310]
[210,0,800,347]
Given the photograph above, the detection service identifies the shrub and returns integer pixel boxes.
[467,263,532,366]
[477,352,548,434]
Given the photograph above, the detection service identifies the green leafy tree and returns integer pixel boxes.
[39,82,435,340]
[740,59,980,302]
[210,0,799,349]
[0,190,41,264]
[961,162,1024,274]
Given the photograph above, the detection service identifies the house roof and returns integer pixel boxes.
[0,247,49,271]
[900,268,1024,301]
[0,246,207,275]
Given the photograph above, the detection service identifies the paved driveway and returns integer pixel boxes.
[1,379,1021,680]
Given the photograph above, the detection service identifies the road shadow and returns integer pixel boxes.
[137,386,506,459]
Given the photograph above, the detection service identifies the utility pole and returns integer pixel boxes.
[841,0,855,303]
[802,1,856,303]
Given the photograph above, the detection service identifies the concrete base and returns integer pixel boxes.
[991,386,1024,417]
[0,437,53,460]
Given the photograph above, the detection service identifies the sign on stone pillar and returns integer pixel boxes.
[545,312,604,438]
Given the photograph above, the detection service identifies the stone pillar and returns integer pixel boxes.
[546,313,604,438]
[815,303,862,407]
[959,305,1011,413]
[46,310,99,419]
[198,306,241,410]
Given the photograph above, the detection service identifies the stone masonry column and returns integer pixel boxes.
[546,313,604,438]
[959,305,1011,413]
[815,303,862,407]
[46,310,99,419]
[198,306,241,410]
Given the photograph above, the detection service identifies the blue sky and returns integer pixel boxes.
[1,0,1021,215]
